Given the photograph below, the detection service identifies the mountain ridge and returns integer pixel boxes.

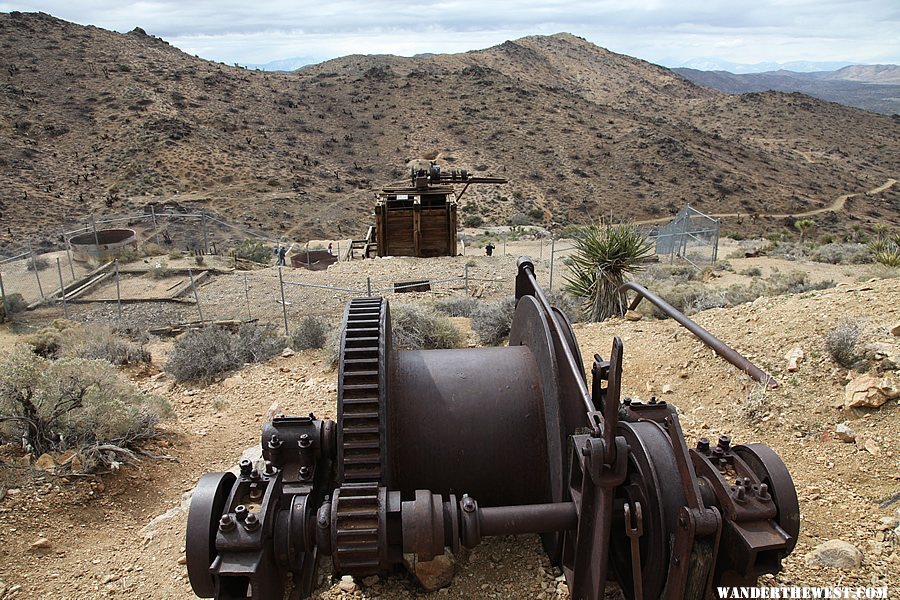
[1,11,898,252]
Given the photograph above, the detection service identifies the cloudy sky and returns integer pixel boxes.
[2,1,898,70]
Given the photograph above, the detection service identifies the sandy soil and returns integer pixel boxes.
[0,255,897,600]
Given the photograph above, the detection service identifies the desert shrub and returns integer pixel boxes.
[740,267,763,277]
[23,319,81,358]
[0,292,28,322]
[25,256,50,271]
[564,222,653,321]
[166,323,286,382]
[824,319,864,368]
[545,290,584,323]
[141,243,165,257]
[233,239,271,264]
[63,326,149,366]
[24,322,149,365]
[764,272,834,295]
[147,261,174,278]
[114,248,142,264]
[809,243,872,265]
[292,316,329,350]
[742,382,770,422]
[435,297,479,318]
[390,304,462,350]
[463,215,484,228]
[471,297,516,345]
[0,347,171,459]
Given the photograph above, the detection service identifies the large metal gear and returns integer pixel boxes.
[187,258,799,600]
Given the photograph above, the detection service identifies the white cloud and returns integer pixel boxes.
[1,0,897,67]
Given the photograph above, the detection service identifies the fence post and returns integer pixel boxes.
[336,242,341,262]
[56,258,68,318]
[712,220,720,262]
[151,205,161,246]
[278,266,289,336]
[28,242,45,300]
[367,277,372,296]
[0,270,9,319]
[202,212,209,255]
[539,238,543,261]
[188,268,204,324]
[464,264,469,294]
[115,259,123,323]
[62,230,75,279]
[549,238,556,292]
[244,273,252,321]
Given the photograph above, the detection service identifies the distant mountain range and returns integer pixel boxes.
[674,65,900,115]
[675,59,857,74]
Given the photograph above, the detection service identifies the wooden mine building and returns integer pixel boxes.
[373,163,506,258]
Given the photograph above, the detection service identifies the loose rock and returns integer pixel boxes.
[834,423,856,443]
[34,453,56,472]
[842,374,899,408]
[338,575,357,593]
[30,537,52,550]
[624,310,642,322]
[404,549,456,591]
[785,346,804,372]
[804,539,863,569]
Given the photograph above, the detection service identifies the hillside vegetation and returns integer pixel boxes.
[0,12,898,251]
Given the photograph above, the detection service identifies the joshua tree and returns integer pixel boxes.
[564,221,653,322]
[794,219,815,242]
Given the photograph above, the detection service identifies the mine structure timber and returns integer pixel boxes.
[186,259,799,600]
[374,162,506,258]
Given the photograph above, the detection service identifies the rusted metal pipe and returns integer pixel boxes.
[619,281,778,388]
[479,502,578,537]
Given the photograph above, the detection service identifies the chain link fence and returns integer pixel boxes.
[646,205,720,269]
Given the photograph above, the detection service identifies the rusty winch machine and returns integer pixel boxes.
[187,259,799,599]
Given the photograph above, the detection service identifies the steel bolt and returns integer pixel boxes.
[235,505,248,521]
[461,494,476,513]
[299,434,312,449]
[711,446,724,458]
[736,486,746,501]
[250,468,261,480]
[696,438,710,453]
[244,513,260,532]
[299,466,311,479]
[239,459,252,477]
[758,483,770,500]
[717,435,731,451]
[268,434,283,450]
[264,461,276,476]
[219,515,235,532]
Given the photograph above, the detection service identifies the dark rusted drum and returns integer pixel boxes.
[389,346,551,507]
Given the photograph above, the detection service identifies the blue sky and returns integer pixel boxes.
[2,1,898,69]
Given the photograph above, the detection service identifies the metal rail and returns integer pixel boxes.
[620,281,778,388]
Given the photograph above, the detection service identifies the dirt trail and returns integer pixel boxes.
[635,178,897,225]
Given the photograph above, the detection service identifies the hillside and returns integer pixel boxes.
[1,11,899,254]
[674,66,900,115]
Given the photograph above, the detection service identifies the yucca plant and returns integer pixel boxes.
[564,222,654,322]
[868,227,900,268]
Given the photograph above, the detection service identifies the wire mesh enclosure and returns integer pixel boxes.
[648,205,720,268]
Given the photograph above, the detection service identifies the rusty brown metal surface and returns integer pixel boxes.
[620,281,779,388]
[186,259,799,600]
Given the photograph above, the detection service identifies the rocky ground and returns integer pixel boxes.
[0,245,897,599]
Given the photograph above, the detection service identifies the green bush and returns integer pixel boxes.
[166,323,286,382]
[471,297,516,345]
[463,215,484,228]
[0,292,28,322]
[824,320,865,368]
[810,243,872,265]
[545,290,584,323]
[564,222,653,321]
[390,304,462,350]
[292,316,329,350]
[24,321,149,365]
[233,239,272,264]
[25,256,50,271]
[0,347,171,459]
[435,297,480,318]
[147,261,175,278]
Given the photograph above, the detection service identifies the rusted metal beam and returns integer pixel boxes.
[620,281,778,388]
